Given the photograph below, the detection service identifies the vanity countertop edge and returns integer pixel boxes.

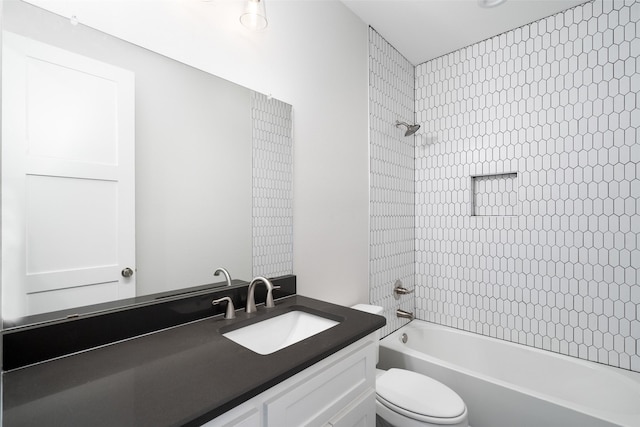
[2,295,386,427]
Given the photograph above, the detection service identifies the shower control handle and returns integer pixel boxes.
[393,280,413,300]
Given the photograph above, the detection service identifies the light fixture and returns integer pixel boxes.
[240,0,268,31]
[478,0,507,8]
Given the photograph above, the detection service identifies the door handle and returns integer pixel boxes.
[121,267,134,278]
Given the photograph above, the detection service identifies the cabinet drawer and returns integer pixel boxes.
[201,404,259,427]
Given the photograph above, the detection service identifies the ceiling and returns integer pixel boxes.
[341,0,589,65]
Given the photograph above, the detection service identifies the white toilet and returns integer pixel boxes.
[352,304,468,427]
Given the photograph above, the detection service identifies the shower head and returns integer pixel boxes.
[395,120,420,136]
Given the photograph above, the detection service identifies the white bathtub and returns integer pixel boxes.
[377,320,640,427]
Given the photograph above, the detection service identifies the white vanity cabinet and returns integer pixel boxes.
[204,333,377,427]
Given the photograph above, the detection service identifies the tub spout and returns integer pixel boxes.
[396,309,414,320]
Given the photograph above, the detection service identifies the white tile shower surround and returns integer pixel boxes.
[415,0,640,371]
[369,0,640,372]
[251,92,294,278]
[369,28,416,337]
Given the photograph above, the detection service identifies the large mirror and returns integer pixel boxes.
[1,0,293,328]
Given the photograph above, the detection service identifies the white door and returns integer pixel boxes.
[2,31,136,319]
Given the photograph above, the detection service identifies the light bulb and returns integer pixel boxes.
[240,0,268,31]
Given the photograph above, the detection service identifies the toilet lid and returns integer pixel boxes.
[376,369,466,420]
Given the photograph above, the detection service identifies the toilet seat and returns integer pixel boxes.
[376,368,467,424]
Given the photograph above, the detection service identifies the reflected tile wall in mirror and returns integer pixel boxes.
[251,92,294,278]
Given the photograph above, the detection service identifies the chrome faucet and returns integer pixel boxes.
[214,267,232,287]
[246,276,280,313]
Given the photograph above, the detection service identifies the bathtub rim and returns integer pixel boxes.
[379,319,640,427]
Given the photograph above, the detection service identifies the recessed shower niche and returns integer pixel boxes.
[471,172,519,217]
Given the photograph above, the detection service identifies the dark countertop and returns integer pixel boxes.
[3,295,385,427]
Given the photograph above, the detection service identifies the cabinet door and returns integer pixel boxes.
[326,389,376,427]
[264,340,376,426]
[202,335,378,427]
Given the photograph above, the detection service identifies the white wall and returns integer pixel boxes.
[414,0,640,371]
[368,28,416,337]
[23,0,371,305]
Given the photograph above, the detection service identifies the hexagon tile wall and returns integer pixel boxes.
[369,28,416,337]
[251,92,293,278]
[414,0,640,371]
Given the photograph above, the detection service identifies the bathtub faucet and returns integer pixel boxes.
[396,309,414,320]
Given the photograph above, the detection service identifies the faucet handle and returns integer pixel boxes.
[393,280,414,300]
[265,285,281,308]
[212,296,236,319]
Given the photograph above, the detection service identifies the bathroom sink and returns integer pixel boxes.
[222,310,340,355]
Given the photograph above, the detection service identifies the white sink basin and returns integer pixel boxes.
[223,310,339,355]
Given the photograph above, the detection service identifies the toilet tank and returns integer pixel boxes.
[351,304,384,364]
